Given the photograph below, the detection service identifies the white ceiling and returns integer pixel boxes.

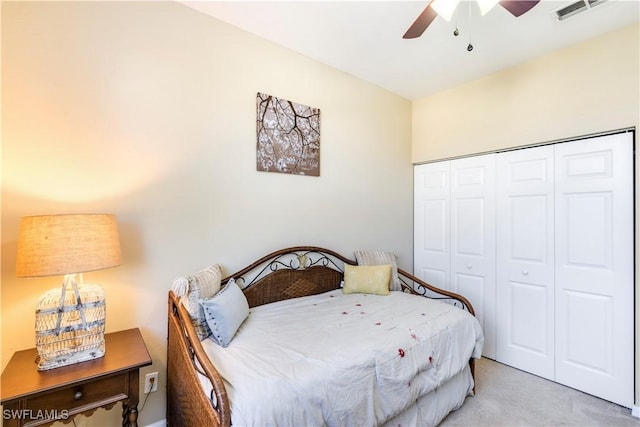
[180,0,640,100]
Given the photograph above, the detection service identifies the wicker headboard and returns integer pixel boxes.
[217,246,474,314]
[221,246,355,308]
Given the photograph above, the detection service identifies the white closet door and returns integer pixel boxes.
[554,133,634,407]
[414,162,451,289]
[496,145,555,380]
[450,154,496,359]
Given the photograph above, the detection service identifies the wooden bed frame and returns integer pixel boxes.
[167,246,476,427]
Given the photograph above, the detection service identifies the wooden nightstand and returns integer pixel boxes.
[1,328,152,427]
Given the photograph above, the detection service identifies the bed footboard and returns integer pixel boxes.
[167,291,229,427]
[396,268,475,316]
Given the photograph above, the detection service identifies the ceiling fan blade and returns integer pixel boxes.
[499,0,541,17]
[403,5,438,39]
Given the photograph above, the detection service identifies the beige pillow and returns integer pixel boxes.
[171,264,223,340]
[354,250,401,291]
[343,264,391,295]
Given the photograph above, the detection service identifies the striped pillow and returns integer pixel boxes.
[172,264,223,340]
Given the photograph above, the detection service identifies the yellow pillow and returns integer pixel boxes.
[343,264,391,295]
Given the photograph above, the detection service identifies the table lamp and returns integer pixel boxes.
[15,214,121,370]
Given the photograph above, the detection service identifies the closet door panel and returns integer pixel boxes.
[509,195,549,263]
[414,162,451,290]
[496,146,555,379]
[508,281,548,353]
[554,133,634,407]
[451,154,496,358]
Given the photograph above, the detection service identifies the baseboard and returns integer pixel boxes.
[632,405,640,418]
[144,420,166,427]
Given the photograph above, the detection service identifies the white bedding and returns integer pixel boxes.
[200,289,484,427]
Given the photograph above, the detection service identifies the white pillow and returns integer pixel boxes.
[199,279,249,347]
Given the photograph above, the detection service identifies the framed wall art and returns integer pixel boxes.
[256,92,320,176]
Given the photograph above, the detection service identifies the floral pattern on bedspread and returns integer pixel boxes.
[200,289,484,427]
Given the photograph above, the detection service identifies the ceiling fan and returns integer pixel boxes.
[403,0,541,39]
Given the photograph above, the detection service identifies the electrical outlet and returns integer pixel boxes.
[145,372,159,394]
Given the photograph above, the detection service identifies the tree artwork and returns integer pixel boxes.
[256,92,320,176]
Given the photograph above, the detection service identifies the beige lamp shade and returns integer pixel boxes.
[16,214,122,278]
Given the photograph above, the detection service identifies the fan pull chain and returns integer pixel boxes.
[453,6,459,37]
[467,0,473,51]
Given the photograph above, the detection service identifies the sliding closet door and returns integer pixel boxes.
[554,133,634,407]
[415,156,496,358]
[417,132,635,406]
[414,162,451,289]
[450,155,497,359]
[496,146,555,380]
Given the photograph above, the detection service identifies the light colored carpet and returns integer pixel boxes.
[440,358,639,427]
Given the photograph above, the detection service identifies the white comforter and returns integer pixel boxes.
[201,289,484,427]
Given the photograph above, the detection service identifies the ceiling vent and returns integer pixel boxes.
[554,0,608,21]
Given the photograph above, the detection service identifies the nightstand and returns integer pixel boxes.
[1,328,152,427]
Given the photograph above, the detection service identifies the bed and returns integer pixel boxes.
[167,246,484,427]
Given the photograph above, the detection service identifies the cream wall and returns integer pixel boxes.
[413,23,639,161]
[0,2,412,426]
[412,23,640,407]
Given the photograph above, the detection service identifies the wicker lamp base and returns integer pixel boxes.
[35,275,106,371]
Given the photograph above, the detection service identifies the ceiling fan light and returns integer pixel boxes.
[431,0,461,21]
[476,0,501,15]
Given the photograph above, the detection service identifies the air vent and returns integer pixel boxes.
[554,0,608,21]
